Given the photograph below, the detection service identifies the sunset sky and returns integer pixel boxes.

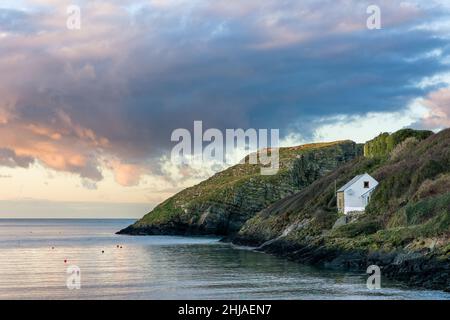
[1,0,450,218]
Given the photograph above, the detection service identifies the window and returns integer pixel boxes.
[364,181,370,188]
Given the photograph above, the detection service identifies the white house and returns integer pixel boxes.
[336,173,378,214]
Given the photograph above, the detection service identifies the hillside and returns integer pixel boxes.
[233,128,450,291]
[118,141,362,235]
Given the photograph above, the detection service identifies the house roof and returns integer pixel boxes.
[337,174,364,192]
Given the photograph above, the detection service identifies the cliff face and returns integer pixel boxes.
[233,128,450,291]
[118,141,362,236]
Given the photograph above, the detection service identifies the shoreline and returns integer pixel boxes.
[230,236,450,293]
[118,226,450,293]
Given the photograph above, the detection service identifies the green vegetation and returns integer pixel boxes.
[331,219,382,238]
[234,128,450,290]
[404,193,450,227]
[364,128,432,158]
[120,140,362,235]
[238,128,448,245]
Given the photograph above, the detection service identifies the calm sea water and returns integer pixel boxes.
[0,219,448,300]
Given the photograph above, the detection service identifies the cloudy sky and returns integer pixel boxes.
[1,0,450,218]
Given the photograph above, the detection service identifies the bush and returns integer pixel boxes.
[313,208,338,230]
[414,173,450,201]
[364,129,432,158]
[390,137,419,161]
[404,192,450,226]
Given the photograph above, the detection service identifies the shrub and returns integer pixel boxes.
[404,192,450,226]
[364,129,432,158]
[390,137,419,161]
[414,173,450,201]
[313,208,338,230]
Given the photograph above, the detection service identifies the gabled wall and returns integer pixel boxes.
[343,173,378,214]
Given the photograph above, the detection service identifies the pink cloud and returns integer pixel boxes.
[420,87,450,129]
[0,109,108,180]
[108,160,146,187]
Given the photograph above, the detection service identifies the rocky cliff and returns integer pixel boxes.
[118,141,362,236]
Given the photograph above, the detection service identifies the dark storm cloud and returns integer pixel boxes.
[0,0,450,183]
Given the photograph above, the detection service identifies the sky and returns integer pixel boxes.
[1,0,450,218]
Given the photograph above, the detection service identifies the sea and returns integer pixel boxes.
[0,219,448,300]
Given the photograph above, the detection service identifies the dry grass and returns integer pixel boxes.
[414,173,450,201]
